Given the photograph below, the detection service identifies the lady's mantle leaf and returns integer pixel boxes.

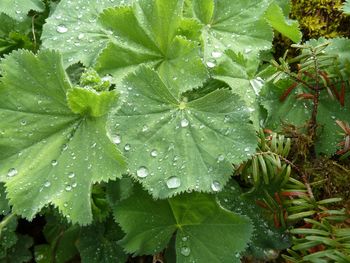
[264,3,302,43]
[41,0,207,93]
[95,0,207,94]
[0,50,126,225]
[114,185,253,263]
[41,0,130,67]
[0,0,44,21]
[343,0,350,15]
[108,66,257,198]
[189,0,273,63]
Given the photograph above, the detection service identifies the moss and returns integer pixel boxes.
[290,0,350,39]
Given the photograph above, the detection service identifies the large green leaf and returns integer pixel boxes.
[189,0,273,63]
[0,0,44,21]
[77,218,127,263]
[95,0,207,94]
[113,185,253,263]
[108,66,257,198]
[0,50,126,224]
[41,0,207,92]
[41,0,130,67]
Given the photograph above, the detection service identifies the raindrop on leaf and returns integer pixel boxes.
[7,168,18,177]
[166,176,181,189]
[211,181,222,192]
[56,25,68,33]
[180,246,191,256]
[136,166,149,178]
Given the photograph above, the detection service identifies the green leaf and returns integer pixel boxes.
[212,50,265,127]
[217,180,291,260]
[41,0,130,67]
[264,3,302,43]
[67,87,118,117]
[261,78,350,155]
[108,66,257,198]
[0,50,126,224]
[189,0,273,63]
[113,185,253,262]
[1,234,33,263]
[0,184,10,215]
[343,0,350,15]
[0,214,17,258]
[96,1,207,94]
[0,0,44,21]
[77,218,128,263]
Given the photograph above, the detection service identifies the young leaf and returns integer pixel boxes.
[108,66,257,198]
[113,185,253,263]
[189,0,273,62]
[0,50,126,225]
[41,0,130,67]
[0,0,44,21]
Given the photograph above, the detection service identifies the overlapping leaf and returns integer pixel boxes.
[113,185,253,263]
[188,0,273,64]
[212,50,265,127]
[96,0,207,94]
[42,0,207,93]
[0,0,44,21]
[41,0,130,67]
[0,50,126,224]
[108,66,257,198]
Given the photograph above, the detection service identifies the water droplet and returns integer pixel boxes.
[44,181,51,187]
[182,236,188,242]
[244,147,250,152]
[56,25,68,33]
[181,119,189,128]
[244,48,252,54]
[7,168,18,177]
[136,166,149,178]
[166,176,181,189]
[78,33,84,39]
[51,160,58,166]
[180,246,191,256]
[63,202,68,207]
[142,125,148,132]
[124,144,131,151]
[150,150,158,157]
[20,120,27,126]
[206,61,216,68]
[113,135,121,144]
[217,154,225,162]
[65,185,72,191]
[211,181,222,192]
[68,172,75,178]
[211,51,222,58]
